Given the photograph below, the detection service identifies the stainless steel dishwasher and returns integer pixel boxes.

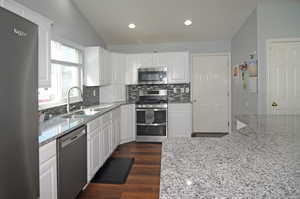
[57,125,87,199]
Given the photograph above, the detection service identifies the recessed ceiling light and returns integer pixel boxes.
[184,20,192,26]
[128,23,136,29]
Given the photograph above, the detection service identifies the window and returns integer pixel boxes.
[38,41,83,108]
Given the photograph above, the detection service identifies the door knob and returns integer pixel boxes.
[272,102,278,107]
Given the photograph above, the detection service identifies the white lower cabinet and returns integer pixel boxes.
[168,103,192,138]
[39,141,57,199]
[87,127,101,181]
[112,107,121,149]
[87,108,122,182]
[121,104,136,143]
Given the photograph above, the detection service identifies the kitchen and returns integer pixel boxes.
[0,0,300,199]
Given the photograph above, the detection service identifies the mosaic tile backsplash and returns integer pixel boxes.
[127,83,191,103]
[40,86,100,119]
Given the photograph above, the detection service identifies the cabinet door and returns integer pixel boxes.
[40,156,57,199]
[168,103,192,137]
[139,53,153,68]
[129,104,136,141]
[102,123,110,160]
[38,22,51,88]
[87,128,100,181]
[102,49,111,85]
[168,52,190,83]
[120,105,129,142]
[85,47,101,86]
[111,53,126,84]
[126,54,140,84]
[2,0,53,88]
[112,108,121,148]
[120,104,136,143]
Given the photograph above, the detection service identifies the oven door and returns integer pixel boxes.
[136,108,167,137]
[138,69,167,84]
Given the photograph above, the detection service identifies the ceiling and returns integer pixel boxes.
[72,0,257,45]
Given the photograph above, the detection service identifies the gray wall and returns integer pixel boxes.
[107,40,231,53]
[257,0,300,114]
[15,0,105,47]
[231,9,258,119]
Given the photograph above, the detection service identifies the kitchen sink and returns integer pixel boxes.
[61,109,99,119]
[92,104,114,111]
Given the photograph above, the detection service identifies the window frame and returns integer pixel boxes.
[39,39,84,110]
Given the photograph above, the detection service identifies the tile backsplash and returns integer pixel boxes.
[40,86,100,119]
[127,83,190,103]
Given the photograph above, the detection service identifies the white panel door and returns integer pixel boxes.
[192,54,229,133]
[268,41,300,114]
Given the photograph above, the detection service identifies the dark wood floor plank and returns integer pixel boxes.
[77,142,162,199]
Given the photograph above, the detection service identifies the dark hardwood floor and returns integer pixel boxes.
[78,142,162,199]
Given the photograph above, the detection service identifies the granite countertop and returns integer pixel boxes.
[160,115,300,199]
[39,101,126,146]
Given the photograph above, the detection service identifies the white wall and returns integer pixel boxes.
[257,0,300,114]
[15,0,105,47]
[107,40,231,53]
[231,9,258,119]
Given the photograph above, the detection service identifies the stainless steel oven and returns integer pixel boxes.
[138,67,167,84]
[136,89,168,142]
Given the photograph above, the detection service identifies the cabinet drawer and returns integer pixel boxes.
[87,118,100,132]
[168,103,192,112]
[112,107,121,118]
[39,140,56,165]
[101,112,112,125]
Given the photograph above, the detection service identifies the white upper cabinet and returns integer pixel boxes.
[1,0,53,88]
[27,13,52,88]
[84,47,102,86]
[111,52,126,84]
[84,47,112,86]
[139,53,153,68]
[102,49,112,85]
[125,54,140,85]
[125,52,190,85]
[154,52,190,84]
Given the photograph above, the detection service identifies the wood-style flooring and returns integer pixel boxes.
[78,142,162,199]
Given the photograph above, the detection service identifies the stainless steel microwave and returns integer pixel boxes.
[138,67,167,84]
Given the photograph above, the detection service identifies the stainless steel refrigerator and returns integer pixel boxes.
[0,6,39,199]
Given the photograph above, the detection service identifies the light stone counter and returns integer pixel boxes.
[160,115,300,199]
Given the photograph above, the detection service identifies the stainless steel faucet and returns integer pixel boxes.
[67,86,83,113]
